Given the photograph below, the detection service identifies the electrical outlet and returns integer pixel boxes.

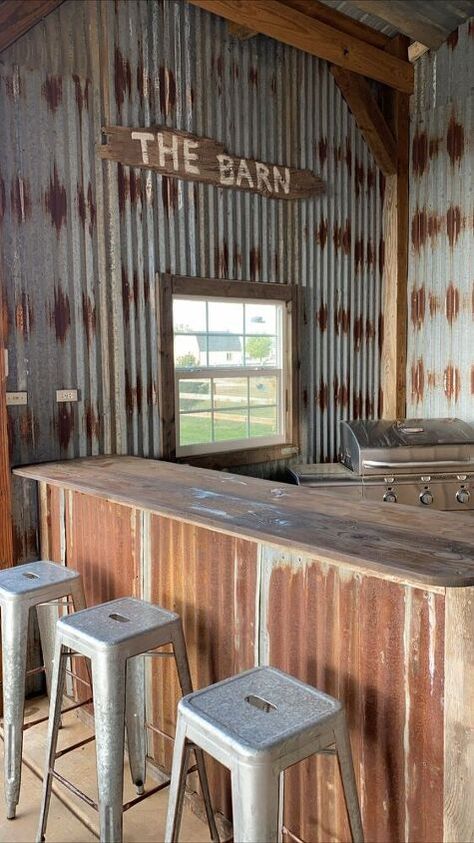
[6,391,28,406]
[56,389,79,403]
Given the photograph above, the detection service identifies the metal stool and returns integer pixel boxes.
[0,560,87,820]
[37,596,219,843]
[165,666,364,843]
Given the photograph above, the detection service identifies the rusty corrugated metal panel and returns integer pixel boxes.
[260,546,445,843]
[407,19,474,420]
[64,491,141,604]
[0,0,384,490]
[147,513,258,816]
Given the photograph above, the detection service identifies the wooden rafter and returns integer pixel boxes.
[348,0,446,49]
[0,0,63,54]
[284,0,390,49]
[188,0,414,93]
[228,21,257,39]
[330,66,397,176]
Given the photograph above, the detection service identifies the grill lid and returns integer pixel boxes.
[340,418,474,475]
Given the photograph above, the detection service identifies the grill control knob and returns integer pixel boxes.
[456,489,470,504]
[420,490,434,506]
[383,491,397,503]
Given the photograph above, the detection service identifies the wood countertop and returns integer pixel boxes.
[14,456,474,588]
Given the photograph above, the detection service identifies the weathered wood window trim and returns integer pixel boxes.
[157,273,300,467]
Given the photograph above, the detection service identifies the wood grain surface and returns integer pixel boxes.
[14,456,474,587]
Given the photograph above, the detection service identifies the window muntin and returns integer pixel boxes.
[173,296,288,456]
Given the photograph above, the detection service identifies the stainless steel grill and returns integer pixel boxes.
[290,418,474,511]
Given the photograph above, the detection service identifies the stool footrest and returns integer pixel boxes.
[145,721,174,743]
[55,734,96,759]
[65,668,92,689]
[123,781,170,813]
[282,825,307,843]
[51,769,99,811]
[23,696,93,731]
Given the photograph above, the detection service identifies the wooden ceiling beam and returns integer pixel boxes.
[0,0,63,54]
[284,0,390,49]
[348,0,446,49]
[228,21,258,39]
[188,0,414,93]
[408,41,429,63]
[330,66,397,176]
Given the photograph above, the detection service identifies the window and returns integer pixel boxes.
[158,275,298,463]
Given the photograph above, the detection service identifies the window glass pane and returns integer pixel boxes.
[173,299,206,333]
[213,378,248,410]
[208,334,243,367]
[208,301,243,334]
[174,335,203,368]
[250,406,278,437]
[178,379,211,412]
[245,335,277,366]
[249,376,278,405]
[179,412,212,446]
[245,303,278,335]
[213,409,248,442]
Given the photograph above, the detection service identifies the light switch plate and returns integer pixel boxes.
[6,391,28,406]
[56,389,79,403]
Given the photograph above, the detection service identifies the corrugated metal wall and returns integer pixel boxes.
[0,0,384,558]
[407,19,474,419]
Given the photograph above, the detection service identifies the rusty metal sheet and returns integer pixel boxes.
[147,513,258,817]
[65,491,141,605]
[407,19,473,421]
[0,0,384,493]
[260,546,445,843]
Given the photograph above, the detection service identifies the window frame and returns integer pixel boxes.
[158,273,300,466]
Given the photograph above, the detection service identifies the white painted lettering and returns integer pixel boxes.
[183,139,200,175]
[217,154,235,185]
[157,132,179,170]
[131,131,154,165]
[255,162,272,193]
[236,158,254,188]
[273,166,290,194]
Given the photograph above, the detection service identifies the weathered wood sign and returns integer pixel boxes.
[100,125,325,201]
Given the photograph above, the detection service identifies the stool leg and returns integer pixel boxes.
[36,603,58,699]
[334,718,364,843]
[171,623,219,843]
[69,577,87,614]
[125,655,146,794]
[164,713,192,843]
[92,654,127,843]
[231,761,280,843]
[1,601,29,819]
[36,637,67,842]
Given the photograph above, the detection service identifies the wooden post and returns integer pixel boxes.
[381,35,410,419]
[0,261,13,570]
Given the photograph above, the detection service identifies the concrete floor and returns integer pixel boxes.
[0,697,213,842]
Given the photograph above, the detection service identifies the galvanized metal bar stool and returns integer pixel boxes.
[0,560,87,820]
[165,666,364,843]
[36,596,219,843]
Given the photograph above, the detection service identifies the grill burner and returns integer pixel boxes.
[291,418,474,511]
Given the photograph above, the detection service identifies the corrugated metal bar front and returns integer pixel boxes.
[407,18,474,420]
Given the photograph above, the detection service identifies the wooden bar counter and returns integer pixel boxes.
[14,456,474,843]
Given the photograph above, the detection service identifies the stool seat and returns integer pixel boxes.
[166,666,364,843]
[57,597,179,654]
[184,667,341,758]
[0,561,81,602]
